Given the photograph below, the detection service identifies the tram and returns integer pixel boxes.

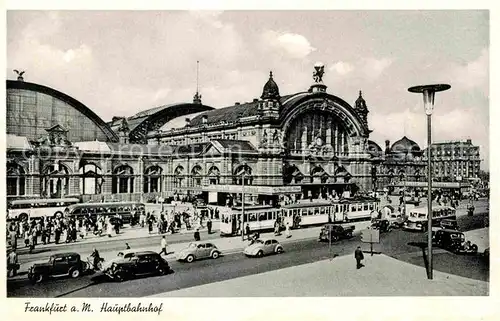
[219,198,379,236]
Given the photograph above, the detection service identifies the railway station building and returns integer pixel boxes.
[6,67,431,206]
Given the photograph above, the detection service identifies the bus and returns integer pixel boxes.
[403,206,456,232]
[64,202,146,225]
[8,198,80,221]
[219,198,379,236]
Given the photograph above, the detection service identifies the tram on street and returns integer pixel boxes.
[8,198,80,221]
[64,202,146,224]
[219,198,379,236]
[403,205,457,232]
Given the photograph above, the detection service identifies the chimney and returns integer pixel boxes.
[202,115,208,124]
[385,140,391,154]
[185,118,191,127]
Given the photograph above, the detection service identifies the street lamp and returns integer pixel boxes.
[408,84,451,280]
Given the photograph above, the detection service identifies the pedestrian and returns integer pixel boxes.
[194,228,200,241]
[54,226,61,244]
[207,217,213,234]
[7,250,19,277]
[106,217,113,238]
[28,231,35,254]
[159,236,168,256]
[10,230,17,251]
[285,221,292,238]
[245,223,251,240]
[90,248,101,271]
[355,246,364,269]
[125,242,131,250]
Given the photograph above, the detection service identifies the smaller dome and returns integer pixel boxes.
[261,71,280,100]
[367,140,383,157]
[390,136,421,154]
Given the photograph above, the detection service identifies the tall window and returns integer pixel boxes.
[191,165,203,186]
[42,163,70,198]
[7,163,26,196]
[112,165,134,194]
[144,165,162,193]
[173,166,184,188]
[207,166,220,185]
[79,163,102,195]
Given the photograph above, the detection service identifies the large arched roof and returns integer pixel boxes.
[7,80,118,142]
[113,103,214,143]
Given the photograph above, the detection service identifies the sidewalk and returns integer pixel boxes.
[150,253,488,297]
[11,220,371,279]
[7,220,221,251]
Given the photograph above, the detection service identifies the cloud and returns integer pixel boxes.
[363,58,392,79]
[329,61,354,75]
[449,48,489,93]
[262,31,316,59]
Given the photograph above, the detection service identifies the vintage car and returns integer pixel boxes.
[370,219,392,233]
[28,252,90,284]
[243,238,283,257]
[176,242,221,263]
[104,251,172,282]
[433,229,478,254]
[440,219,459,230]
[318,224,355,242]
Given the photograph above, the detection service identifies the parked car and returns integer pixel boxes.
[483,248,490,262]
[440,219,459,230]
[177,242,221,263]
[386,213,404,228]
[28,252,90,284]
[318,224,354,242]
[432,229,478,254]
[104,251,172,282]
[243,238,283,257]
[371,219,392,233]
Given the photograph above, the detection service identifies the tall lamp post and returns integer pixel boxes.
[408,84,451,280]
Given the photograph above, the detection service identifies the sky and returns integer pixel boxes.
[6,10,490,169]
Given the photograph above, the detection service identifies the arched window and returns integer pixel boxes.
[112,165,134,194]
[311,166,328,184]
[79,163,102,195]
[144,165,162,193]
[191,165,203,186]
[174,166,185,188]
[233,165,253,185]
[42,163,70,198]
[7,163,26,196]
[207,166,220,185]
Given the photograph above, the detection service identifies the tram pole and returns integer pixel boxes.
[241,172,245,241]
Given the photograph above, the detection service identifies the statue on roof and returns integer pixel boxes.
[13,69,25,81]
[313,63,325,83]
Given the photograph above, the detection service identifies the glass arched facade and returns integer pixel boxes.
[7,87,111,142]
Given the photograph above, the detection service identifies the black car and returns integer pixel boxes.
[104,251,172,282]
[28,252,90,284]
[371,219,392,233]
[433,229,478,254]
[440,219,458,230]
[319,224,354,242]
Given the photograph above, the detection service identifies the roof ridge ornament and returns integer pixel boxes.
[13,69,25,81]
[309,63,327,93]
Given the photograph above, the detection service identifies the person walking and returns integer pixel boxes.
[207,217,213,234]
[7,250,19,277]
[355,246,364,269]
[159,236,168,256]
[194,228,201,241]
[285,221,292,238]
[245,223,251,240]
